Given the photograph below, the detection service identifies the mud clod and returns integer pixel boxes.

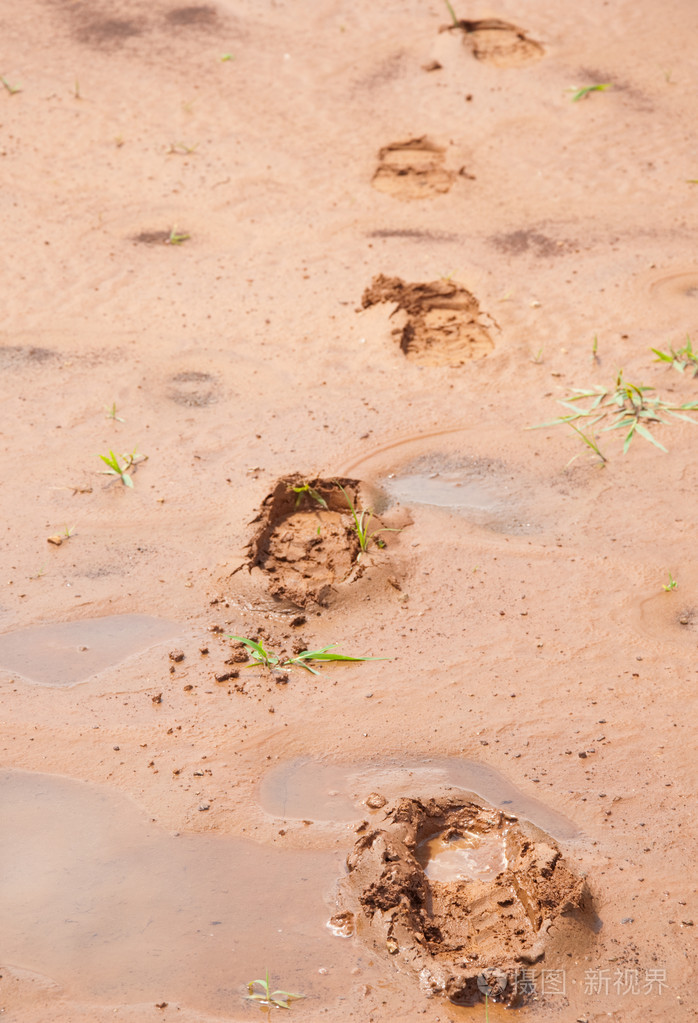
[362,275,494,367]
[338,797,590,1006]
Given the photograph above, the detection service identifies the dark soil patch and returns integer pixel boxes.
[361,275,495,367]
[133,230,175,245]
[372,138,455,201]
[246,475,398,608]
[0,345,56,368]
[164,5,219,28]
[491,230,572,259]
[338,797,591,1006]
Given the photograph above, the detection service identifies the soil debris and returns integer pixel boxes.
[372,138,454,201]
[338,797,590,1006]
[361,275,494,366]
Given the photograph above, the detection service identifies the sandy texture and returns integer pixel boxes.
[1,0,698,1019]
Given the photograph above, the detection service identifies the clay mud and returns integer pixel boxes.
[2,0,697,1019]
[338,797,591,1007]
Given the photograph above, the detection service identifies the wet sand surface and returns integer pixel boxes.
[1,0,697,1019]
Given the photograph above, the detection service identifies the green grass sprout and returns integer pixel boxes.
[565,422,607,466]
[570,83,612,102]
[98,448,146,487]
[167,227,190,245]
[1,75,21,95]
[662,573,678,592]
[105,402,124,422]
[443,0,459,27]
[167,141,198,155]
[532,370,698,455]
[291,482,328,509]
[220,53,234,62]
[245,970,303,1010]
[336,482,401,557]
[228,636,385,675]
[652,336,698,377]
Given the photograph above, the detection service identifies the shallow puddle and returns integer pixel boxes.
[343,432,542,534]
[260,757,579,840]
[416,829,509,882]
[0,770,352,1013]
[0,614,180,686]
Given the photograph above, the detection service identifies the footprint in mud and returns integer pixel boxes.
[361,274,495,367]
[337,797,592,1007]
[242,475,404,609]
[167,370,218,407]
[372,137,455,201]
[447,18,544,68]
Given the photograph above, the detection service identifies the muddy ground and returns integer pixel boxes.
[1,0,697,1020]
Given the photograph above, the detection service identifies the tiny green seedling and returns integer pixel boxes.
[167,141,198,155]
[245,970,303,1010]
[167,227,190,245]
[652,336,698,377]
[291,482,328,510]
[104,396,123,417]
[1,75,21,95]
[565,422,607,466]
[443,0,460,27]
[591,334,600,365]
[570,83,612,102]
[98,448,146,487]
[530,346,544,364]
[220,53,234,61]
[228,635,385,676]
[47,525,75,546]
[662,573,678,592]
[336,482,400,556]
[532,370,698,455]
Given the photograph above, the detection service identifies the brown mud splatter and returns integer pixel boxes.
[372,138,455,201]
[361,274,495,366]
[338,797,591,1006]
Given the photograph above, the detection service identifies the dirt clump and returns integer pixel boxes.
[372,138,455,201]
[447,18,544,68]
[362,275,495,366]
[245,475,402,608]
[338,797,590,1006]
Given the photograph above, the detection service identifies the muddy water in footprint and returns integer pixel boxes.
[260,757,579,841]
[0,770,352,1013]
[0,615,180,686]
[416,829,509,883]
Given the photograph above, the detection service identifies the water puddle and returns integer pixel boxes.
[0,614,180,686]
[0,770,352,1013]
[382,468,514,524]
[342,432,541,534]
[260,757,579,841]
[417,829,509,882]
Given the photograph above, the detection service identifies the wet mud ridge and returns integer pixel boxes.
[362,275,495,366]
[245,475,404,608]
[337,797,590,1007]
